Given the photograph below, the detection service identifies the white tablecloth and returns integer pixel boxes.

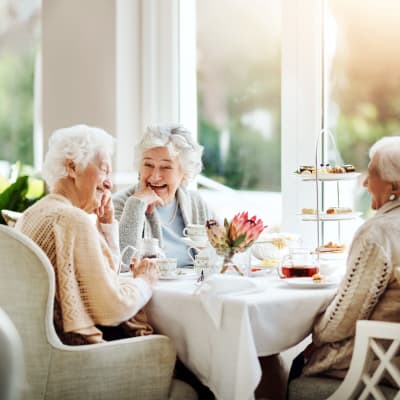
[145,274,337,400]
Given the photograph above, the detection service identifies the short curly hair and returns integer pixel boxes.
[369,136,400,182]
[42,124,115,190]
[134,125,203,184]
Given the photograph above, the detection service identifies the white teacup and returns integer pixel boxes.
[155,258,178,278]
[183,224,207,242]
[193,255,214,278]
[193,255,210,268]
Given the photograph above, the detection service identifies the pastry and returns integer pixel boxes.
[297,166,315,174]
[312,273,325,282]
[302,208,317,215]
[326,207,352,214]
[328,166,346,173]
[343,164,356,172]
[317,241,346,253]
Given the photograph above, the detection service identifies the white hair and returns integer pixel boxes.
[42,124,115,190]
[369,136,400,182]
[134,124,203,184]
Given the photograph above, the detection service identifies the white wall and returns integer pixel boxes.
[42,0,117,145]
[41,0,191,182]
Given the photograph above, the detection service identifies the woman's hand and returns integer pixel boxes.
[95,189,114,224]
[130,257,160,286]
[132,186,164,213]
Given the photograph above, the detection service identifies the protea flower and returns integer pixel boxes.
[205,219,230,254]
[228,212,265,250]
[206,213,266,275]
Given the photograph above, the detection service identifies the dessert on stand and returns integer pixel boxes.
[295,129,361,278]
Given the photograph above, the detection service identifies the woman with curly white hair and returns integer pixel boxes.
[16,124,159,345]
[289,136,400,390]
[113,125,212,268]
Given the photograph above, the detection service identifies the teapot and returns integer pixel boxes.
[119,238,165,273]
[278,248,319,278]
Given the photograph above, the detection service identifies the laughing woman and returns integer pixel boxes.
[16,125,159,345]
[113,125,212,267]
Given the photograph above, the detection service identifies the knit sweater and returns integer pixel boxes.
[15,194,153,345]
[113,185,212,254]
[303,199,400,378]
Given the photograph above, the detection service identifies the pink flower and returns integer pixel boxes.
[228,212,265,250]
[206,212,266,255]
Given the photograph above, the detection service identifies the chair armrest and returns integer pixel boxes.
[327,320,400,400]
[46,334,176,400]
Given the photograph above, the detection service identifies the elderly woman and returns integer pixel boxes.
[113,125,212,267]
[292,136,400,383]
[15,125,159,345]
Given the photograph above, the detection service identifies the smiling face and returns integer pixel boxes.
[139,146,185,204]
[73,150,112,212]
[363,154,392,210]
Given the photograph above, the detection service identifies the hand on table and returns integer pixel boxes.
[130,257,160,286]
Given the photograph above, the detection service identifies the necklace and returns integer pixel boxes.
[164,200,179,226]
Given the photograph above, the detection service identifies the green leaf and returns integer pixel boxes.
[224,218,230,233]
[0,176,30,224]
[232,234,246,248]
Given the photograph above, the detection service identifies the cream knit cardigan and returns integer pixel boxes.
[15,194,152,345]
[304,199,400,378]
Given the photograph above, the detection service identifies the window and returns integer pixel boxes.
[326,0,400,218]
[196,0,282,225]
[0,1,40,172]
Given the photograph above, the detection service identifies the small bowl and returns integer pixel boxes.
[252,242,280,261]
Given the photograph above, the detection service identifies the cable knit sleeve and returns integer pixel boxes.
[113,188,147,254]
[312,235,392,346]
[55,213,151,330]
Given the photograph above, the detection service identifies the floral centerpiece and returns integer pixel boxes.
[206,212,266,275]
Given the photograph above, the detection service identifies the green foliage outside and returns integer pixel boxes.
[197,54,282,192]
[0,51,35,165]
[199,110,281,191]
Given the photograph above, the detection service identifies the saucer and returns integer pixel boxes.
[159,274,180,280]
[284,277,338,289]
[182,237,209,248]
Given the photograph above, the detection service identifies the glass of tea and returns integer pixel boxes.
[278,248,319,278]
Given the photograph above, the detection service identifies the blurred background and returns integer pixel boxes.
[1,0,400,231]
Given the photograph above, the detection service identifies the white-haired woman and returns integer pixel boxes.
[113,125,212,267]
[16,125,159,345]
[289,136,400,386]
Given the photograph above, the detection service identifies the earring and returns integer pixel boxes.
[389,193,397,201]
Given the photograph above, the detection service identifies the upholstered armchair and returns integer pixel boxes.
[0,225,197,400]
[0,307,25,400]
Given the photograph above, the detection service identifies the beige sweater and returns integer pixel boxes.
[304,199,400,378]
[16,194,153,345]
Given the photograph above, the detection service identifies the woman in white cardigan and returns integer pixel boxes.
[291,136,400,383]
[16,125,159,345]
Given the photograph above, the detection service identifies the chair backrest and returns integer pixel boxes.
[328,320,400,400]
[0,225,60,399]
[0,307,25,400]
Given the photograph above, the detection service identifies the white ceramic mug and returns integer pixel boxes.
[182,224,207,242]
[155,258,178,278]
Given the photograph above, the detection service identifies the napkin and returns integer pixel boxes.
[195,274,261,328]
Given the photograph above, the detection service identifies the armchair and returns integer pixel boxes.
[0,307,25,400]
[288,320,400,400]
[0,225,196,400]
